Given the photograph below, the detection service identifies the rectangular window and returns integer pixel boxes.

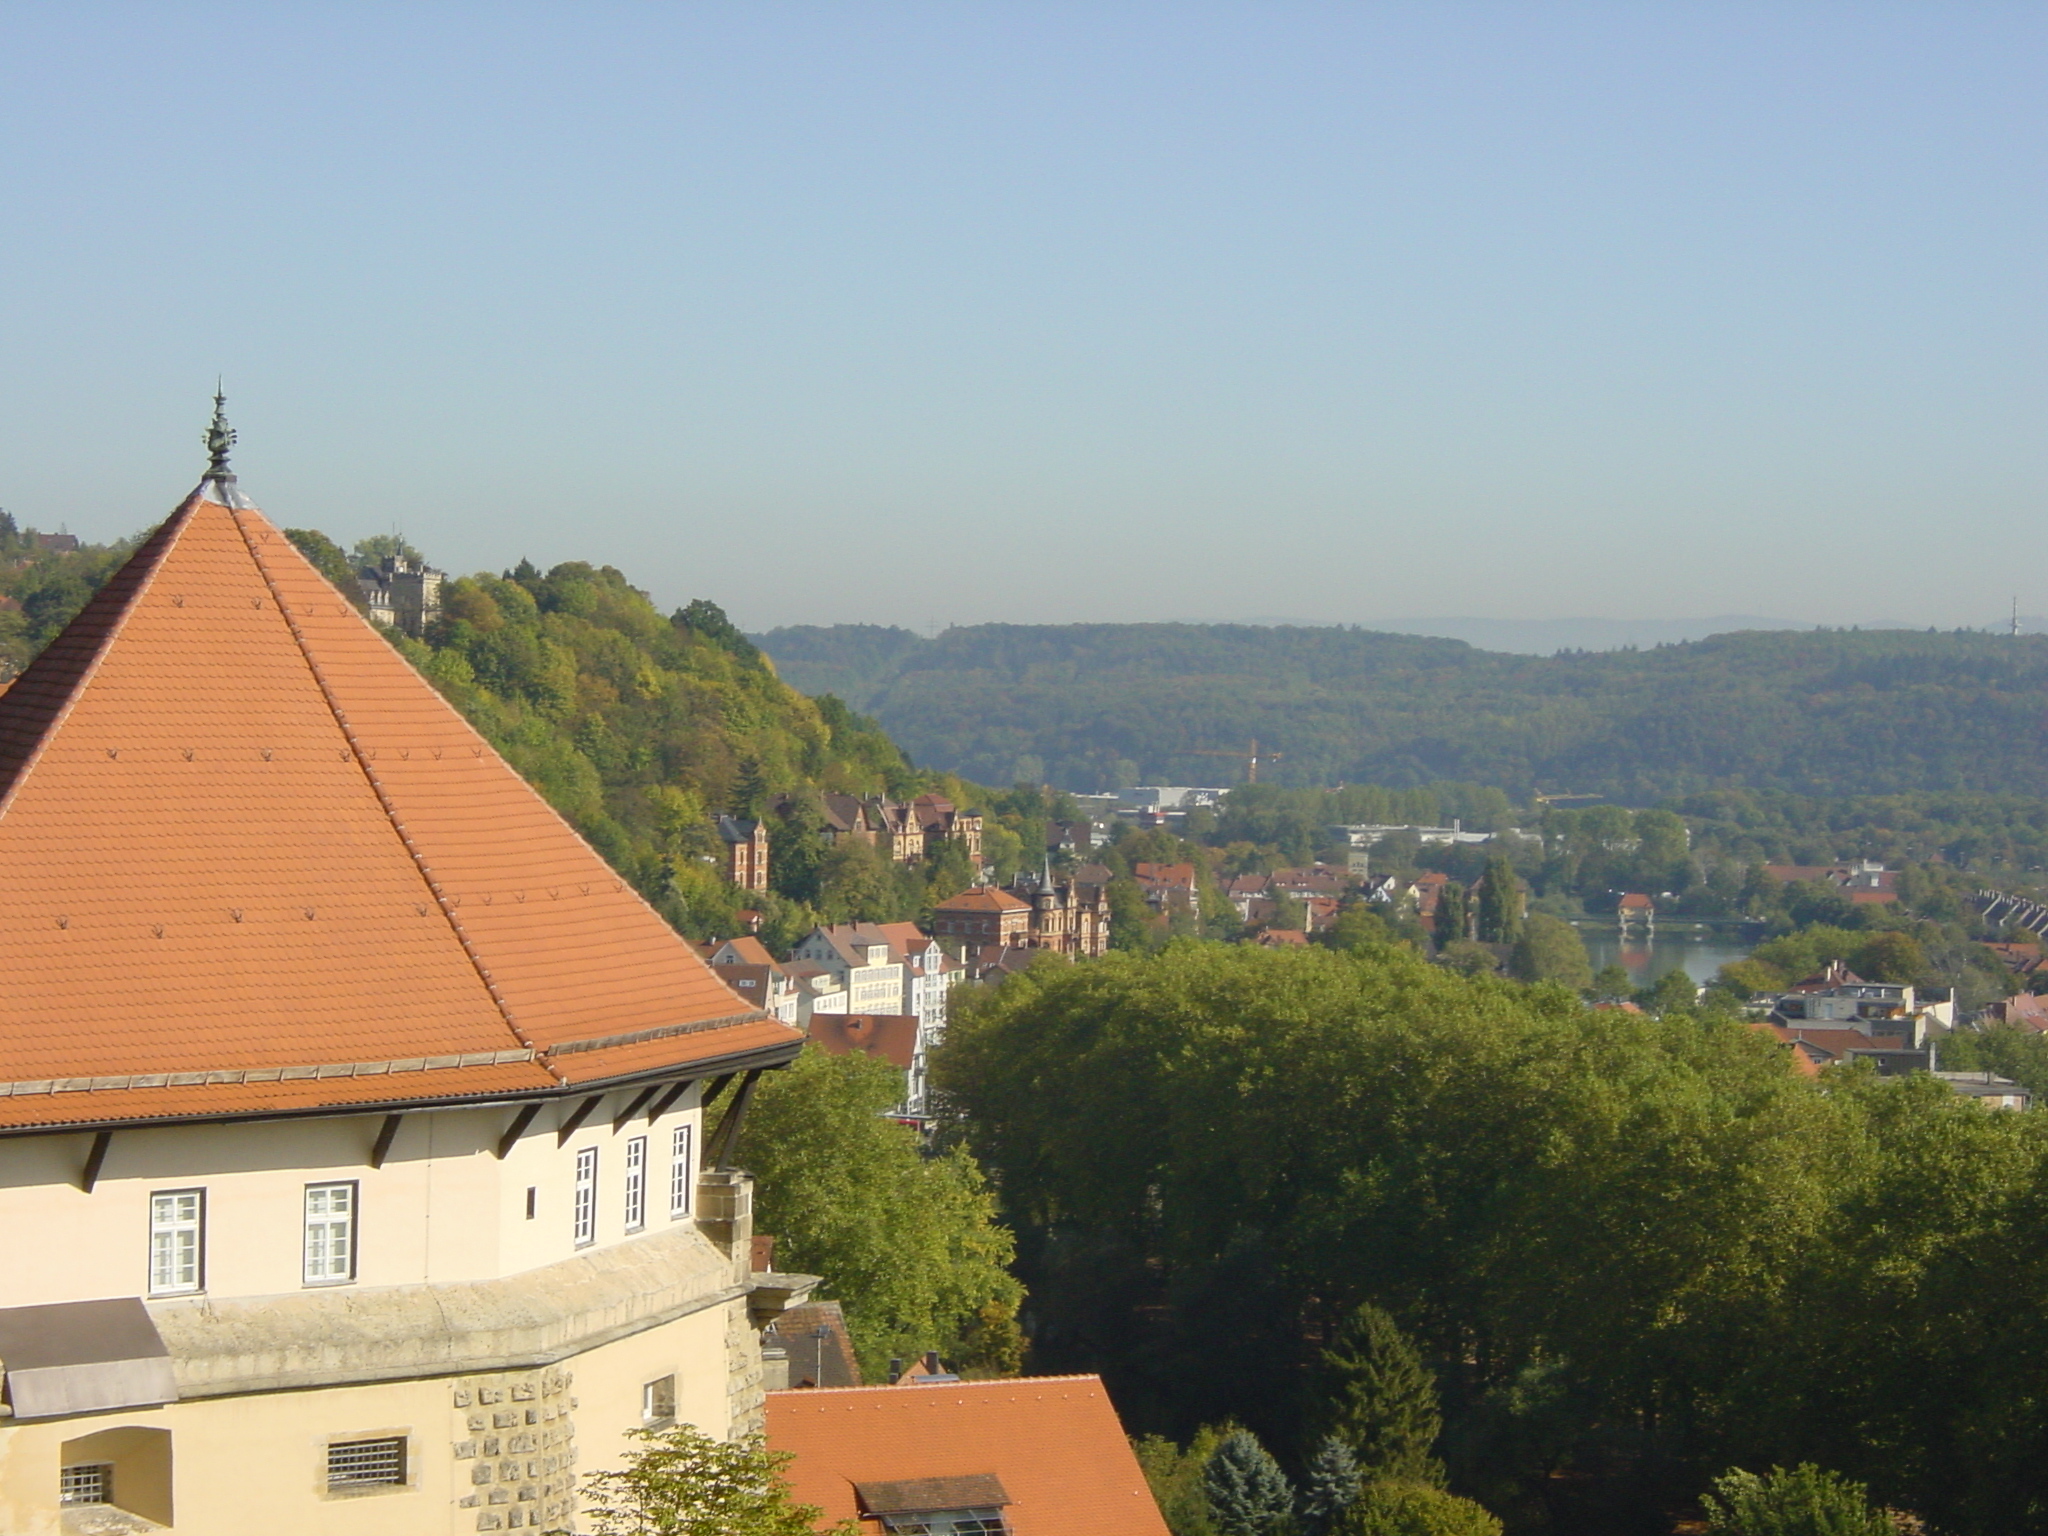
[60,1465,111,1506]
[642,1374,676,1424]
[327,1437,406,1490]
[669,1124,694,1219]
[623,1136,647,1232]
[304,1181,358,1284]
[573,1147,598,1246]
[149,1189,204,1295]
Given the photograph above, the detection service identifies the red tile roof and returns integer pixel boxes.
[0,486,800,1131]
[935,888,1031,914]
[767,1376,1169,1536]
[807,1014,919,1071]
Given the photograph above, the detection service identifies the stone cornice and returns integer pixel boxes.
[151,1221,742,1399]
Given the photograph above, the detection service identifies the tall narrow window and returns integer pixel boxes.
[304,1182,357,1284]
[623,1136,647,1232]
[149,1189,204,1295]
[573,1147,598,1246]
[669,1124,694,1219]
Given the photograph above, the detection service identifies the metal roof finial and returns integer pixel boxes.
[204,381,236,482]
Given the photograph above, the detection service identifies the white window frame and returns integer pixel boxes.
[149,1188,205,1296]
[573,1146,598,1246]
[669,1124,694,1219]
[304,1181,358,1285]
[623,1135,647,1232]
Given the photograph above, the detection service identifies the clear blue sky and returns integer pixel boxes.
[2,3,2042,630]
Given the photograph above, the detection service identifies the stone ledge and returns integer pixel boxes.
[151,1222,741,1399]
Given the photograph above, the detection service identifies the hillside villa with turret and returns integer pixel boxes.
[0,412,812,1533]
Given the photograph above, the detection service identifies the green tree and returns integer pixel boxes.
[1314,1304,1443,1484]
[1108,875,1154,951]
[1853,931,1925,985]
[1590,963,1633,1002]
[1299,1436,1364,1536]
[1433,883,1469,947]
[568,1424,850,1536]
[1474,857,1521,944]
[1135,1425,1231,1536]
[744,1047,1023,1377]
[816,838,908,924]
[1204,1429,1294,1536]
[1337,1482,1502,1536]
[1638,966,1700,1015]
[1506,913,1593,989]
[1699,1465,1894,1536]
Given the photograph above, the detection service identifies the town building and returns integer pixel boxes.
[787,926,906,1016]
[0,439,810,1533]
[355,553,445,638]
[715,815,772,892]
[931,887,1033,952]
[1765,960,1954,1045]
[798,793,985,869]
[1332,820,1497,848]
[1763,860,1899,907]
[767,1375,1170,1536]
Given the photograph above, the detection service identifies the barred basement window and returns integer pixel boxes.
[59,1464,111,1506]
[327,1436,406,1490]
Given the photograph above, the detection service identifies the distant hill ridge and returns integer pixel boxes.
[753,620,2048,800]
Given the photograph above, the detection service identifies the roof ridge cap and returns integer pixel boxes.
[233,508,564,1082]
[0,492,199,827]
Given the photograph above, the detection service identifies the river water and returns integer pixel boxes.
[1579,928,1753,988]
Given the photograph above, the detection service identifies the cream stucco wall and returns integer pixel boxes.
[0,1086,708,1306]
[0,1304,736,1534]
[0,1079,771,1533]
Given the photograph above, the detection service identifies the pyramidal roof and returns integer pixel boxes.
[0,478,799,1132]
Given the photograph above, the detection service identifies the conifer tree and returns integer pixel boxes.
[1203,1428,1295,1536]
[1314,1304,1443,1485]
[1299,1435,1363,1535]
[1474,856,1521,944]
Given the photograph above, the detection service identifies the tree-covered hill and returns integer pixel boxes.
[755,621,2048,799]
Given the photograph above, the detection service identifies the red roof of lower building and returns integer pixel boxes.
[935,888,1031,914]
[766,1377,1169,1536]
[807,1015,919,1071]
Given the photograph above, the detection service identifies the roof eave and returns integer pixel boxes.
[0,1036,803,1142]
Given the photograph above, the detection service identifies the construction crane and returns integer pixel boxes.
[1185,738,1283,784]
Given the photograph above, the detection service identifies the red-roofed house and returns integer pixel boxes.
[933,888,1033,950]
[767,1376,1170,1536]
[0,430,808,1531]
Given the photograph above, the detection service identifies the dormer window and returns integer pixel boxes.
[856,1476,1011,1536]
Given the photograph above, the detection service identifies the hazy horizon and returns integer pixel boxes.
[3,4,2043,633]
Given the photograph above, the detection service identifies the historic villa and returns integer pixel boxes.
[0,426,808,1533]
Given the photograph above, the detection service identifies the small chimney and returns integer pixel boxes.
[924,1351,941,1374]
[888,1357,905,1384]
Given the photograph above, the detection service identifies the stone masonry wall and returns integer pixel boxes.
[450,1367,578,1532]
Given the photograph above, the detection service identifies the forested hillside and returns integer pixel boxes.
[756,621,2048,799]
